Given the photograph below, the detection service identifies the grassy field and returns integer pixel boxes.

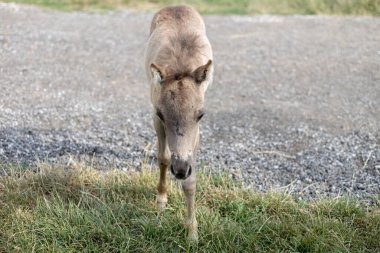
[0,163,379,252]
[1,0,380,15]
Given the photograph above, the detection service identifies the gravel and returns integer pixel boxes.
[1,4,379,203]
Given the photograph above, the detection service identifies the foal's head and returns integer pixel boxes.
[150,60,212,179]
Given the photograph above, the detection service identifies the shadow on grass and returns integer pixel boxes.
[0,164,379,252]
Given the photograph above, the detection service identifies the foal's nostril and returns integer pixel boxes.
[170,159,192,179]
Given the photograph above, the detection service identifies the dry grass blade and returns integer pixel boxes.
[0,163,379,252]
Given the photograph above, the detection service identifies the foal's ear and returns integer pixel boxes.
[193,60,213,84]
[150,63,164,84]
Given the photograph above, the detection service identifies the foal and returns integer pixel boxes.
[144,5,213,241]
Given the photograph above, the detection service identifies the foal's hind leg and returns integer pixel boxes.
[154,117,170,209]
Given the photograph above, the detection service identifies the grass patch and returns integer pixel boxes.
[0,163,379,252]
[1,0,380,15]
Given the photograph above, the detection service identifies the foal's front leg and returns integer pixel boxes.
[154,117,170,209]
[182,174,198,241]
[182,130,199,241]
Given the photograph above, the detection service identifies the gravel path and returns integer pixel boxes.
[1,4,379,202]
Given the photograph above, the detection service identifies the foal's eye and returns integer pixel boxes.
[156,110,164,122]
[197,112,205,122]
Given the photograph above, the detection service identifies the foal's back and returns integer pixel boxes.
[149,5,205,35]
[145,5,212,85]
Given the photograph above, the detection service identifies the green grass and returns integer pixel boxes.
[2,0,380,15]
[0,163,379,252]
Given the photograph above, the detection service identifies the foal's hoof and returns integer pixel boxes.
[188,229,198,243]
[185,220,198,243]
[156,194,167,209]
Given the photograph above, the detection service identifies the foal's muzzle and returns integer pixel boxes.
[170,159,192,180]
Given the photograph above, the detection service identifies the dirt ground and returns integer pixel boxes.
[0,4,379,202]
